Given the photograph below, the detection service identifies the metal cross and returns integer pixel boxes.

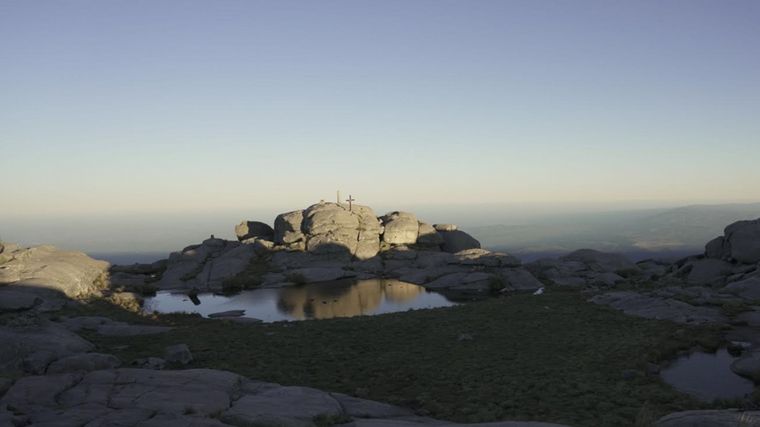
[345,195,356,211]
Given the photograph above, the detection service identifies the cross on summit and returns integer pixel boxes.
[345,195,356,211]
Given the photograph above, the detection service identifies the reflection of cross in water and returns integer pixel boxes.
[345,195,356,211]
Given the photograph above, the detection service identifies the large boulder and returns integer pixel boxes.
[416,222,444,246]
[234,221,274,241]
[704,236,728,260]
[159,237,252,290]
[0,245,109,298]
[301,203,364,257]
[722,277,760,301]
[724,219,760,264]
[685,259,733,286]
[291,203,383,259]
[439,230,481,253]
[353,205,383,260]
[381,212,419,245]
[273,210,305,245]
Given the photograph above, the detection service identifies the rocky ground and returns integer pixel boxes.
[2,206,760,426]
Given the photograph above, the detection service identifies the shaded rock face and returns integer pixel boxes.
[0,245,109,299]
[0,322,95,376]
[705,218,760,264]
[274,209,306,245]
[234,220,274,241]
[439,230,481,253]
[416,222,444,246]
[155,236,262,291]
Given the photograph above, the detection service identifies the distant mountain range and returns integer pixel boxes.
[468,202,760,262]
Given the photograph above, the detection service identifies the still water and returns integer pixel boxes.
[660,348,754,402]
[144,279,456,322]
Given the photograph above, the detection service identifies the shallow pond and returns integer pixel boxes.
[144,278,456,322]
[660,348,754,402]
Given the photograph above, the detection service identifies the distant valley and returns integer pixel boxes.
[469,202,760,261]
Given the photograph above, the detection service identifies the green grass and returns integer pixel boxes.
[74,290,729,427]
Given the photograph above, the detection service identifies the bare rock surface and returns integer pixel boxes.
[0,322,94,376]
[560,249,638,273]
[0,245,109,298]
[439,230,481,253]
[704,218,760,264]
[234,220,274,241]
[655,409,760,427]
[159,237,256,291]
[590,291,728,325]
[0,288,40,312]
[0,368,574,427]
[46,352,122,374]
[722,277,760,301]
[381,212,419,245]
[61,316,172,336]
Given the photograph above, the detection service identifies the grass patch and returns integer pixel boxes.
[78,290,724,427]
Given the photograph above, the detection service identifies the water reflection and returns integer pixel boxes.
[660,348,753,402]
[144,279,455,322]
[277,279,426,320]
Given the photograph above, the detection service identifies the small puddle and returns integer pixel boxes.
[660,348,754,402]
[144,278,456,322]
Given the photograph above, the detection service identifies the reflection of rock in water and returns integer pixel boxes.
[276,279,423,320]
[383,280,424,303]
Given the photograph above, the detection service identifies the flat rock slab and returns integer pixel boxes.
[96,323,173,336]
[208,310,246,318]
[46,352,121,374]
[0,367,574,427]
[0,322,94,376]
[223,386,343,425]
[60,316,172,336]
[590,291,728,325]
[655,409,760,426]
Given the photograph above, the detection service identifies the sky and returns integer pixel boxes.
[1,0,759,252]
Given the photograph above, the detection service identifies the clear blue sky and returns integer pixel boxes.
[1,1,759,250]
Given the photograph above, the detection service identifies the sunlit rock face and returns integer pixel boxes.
[0,245,109,298]
[276,279,423,320]
[273,202,383,260]
[380,212,419,245]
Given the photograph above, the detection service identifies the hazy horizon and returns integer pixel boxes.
[3,200,759,260]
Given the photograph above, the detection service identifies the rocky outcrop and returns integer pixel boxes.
[274,209,306,247]
[590,291,728,325]
[417,222,444,246]
[0,245,109,298]
[526,250,638,288]
[158,236,257,291]
[234,220,274,241]
[705,218,760,264]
